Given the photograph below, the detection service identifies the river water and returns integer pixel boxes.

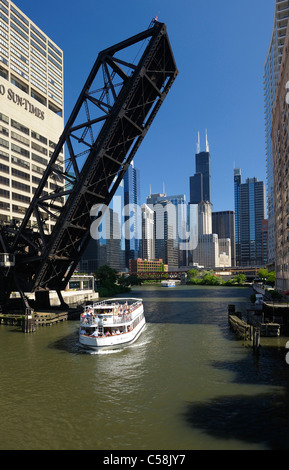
[1,284,289,450]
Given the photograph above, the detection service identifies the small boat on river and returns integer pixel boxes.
[79,298,145,351]
[161,280,175,287]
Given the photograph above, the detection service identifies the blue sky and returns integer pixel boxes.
[16,0,275,212]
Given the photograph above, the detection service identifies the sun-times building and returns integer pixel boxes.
[0,0,64,233]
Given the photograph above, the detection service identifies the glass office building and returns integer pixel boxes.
[234,169,266,267]
[123,161,141,268]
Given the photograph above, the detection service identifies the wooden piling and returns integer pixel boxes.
[22,314,36,333]
[253,327,261,355]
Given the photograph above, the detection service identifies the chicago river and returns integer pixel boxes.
[1,285,289,450]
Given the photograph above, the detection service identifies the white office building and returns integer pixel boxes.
[141,203,155,261]
[0,0,64,232]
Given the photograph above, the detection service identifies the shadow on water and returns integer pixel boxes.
[212,347,289,388]
[48,329,86,355]
[183,335,289,450]
[183,392,289,450]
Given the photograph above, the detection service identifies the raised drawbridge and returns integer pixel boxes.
[0,21,178,312]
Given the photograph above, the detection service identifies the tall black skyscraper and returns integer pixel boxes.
[190,131,211,204]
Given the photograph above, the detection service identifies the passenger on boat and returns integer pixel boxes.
[91,330,98,337]
[105,330,111,336]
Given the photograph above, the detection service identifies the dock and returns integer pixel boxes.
[0,288,99,332]
[0,307,82,333]
[228,301,284,355]
[228,313,251,340]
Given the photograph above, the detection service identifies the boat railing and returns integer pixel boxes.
[80,313,133,325]
[80,315,98,326]
[81,301,142,325]
[113,313,132,324]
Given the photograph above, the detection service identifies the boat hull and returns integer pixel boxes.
[79,317,146,351]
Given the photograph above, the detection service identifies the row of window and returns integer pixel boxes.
[0,171,63,191]
[0,22,63,112]
[0,185,64,206]
[0,66,62,115]
[0,111,63,154]
[0,157,63,181]
[0,2,62,61]
[0,149,64,179]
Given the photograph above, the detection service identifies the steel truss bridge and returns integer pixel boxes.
[134,271,187,281]
[134,267,262,282]
[0,21,178,312]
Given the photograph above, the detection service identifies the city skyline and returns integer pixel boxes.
[13,0,274,213]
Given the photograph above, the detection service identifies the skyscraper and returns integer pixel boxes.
[234,168,241,265]
[146,192,187,268]
[123,161,141,268]
[271,18,289,291]
[190,131,211,204]
[212,211,236,266]
[152,198,179,268]
[0,0,64,232]
[141,203,155,261]
[234,170,266,267]
[264,1,289,266]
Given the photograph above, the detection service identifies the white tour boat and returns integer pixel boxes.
[161,280,175,287]
[79,298,145,351]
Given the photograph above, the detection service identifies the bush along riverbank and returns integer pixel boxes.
[95,265,141,298]
[186,269,247,287]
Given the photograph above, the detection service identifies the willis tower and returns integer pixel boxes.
[190,131,211,204]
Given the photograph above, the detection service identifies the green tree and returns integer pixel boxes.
[233,273,246,285]
[187,269,199,280]
[202,273,223,285]
[95,265,117,288]
[126,274,142,286]
[258,268,268,281]
[266,271,275,286]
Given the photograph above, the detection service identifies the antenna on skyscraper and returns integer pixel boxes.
[205,129,209,153]
[196,131,200,154]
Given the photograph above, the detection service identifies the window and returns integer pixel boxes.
[0,112,8,124]
[31,130,47,145]
[12,180,30,193]
[0,137,9,148]
[10,74,28,93]
[31,142,47,156]
[11,143,29,158]
[11,131,29,146]
[12,167,30,181]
